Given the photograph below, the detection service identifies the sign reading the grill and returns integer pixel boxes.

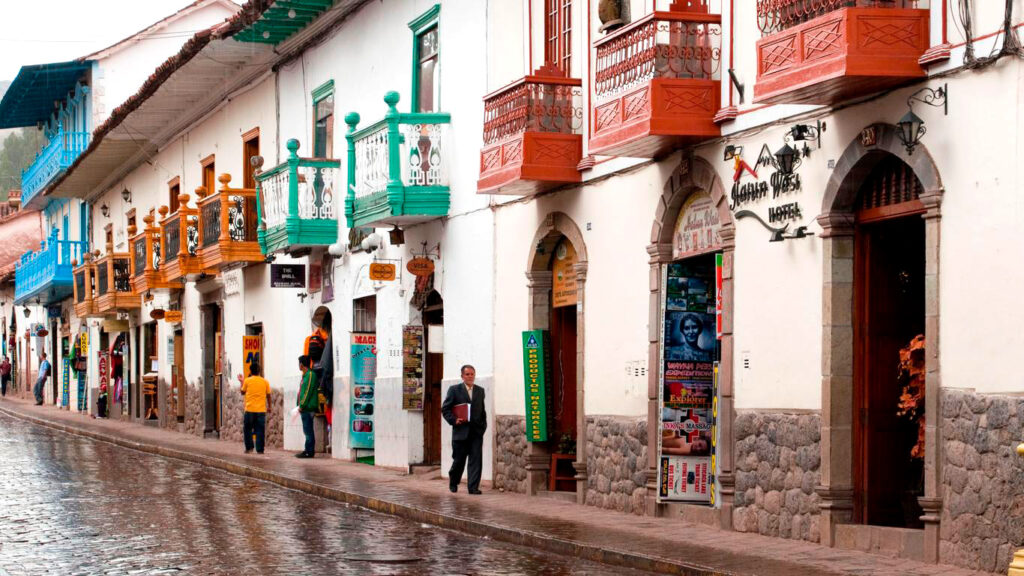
[406,257,435,277]
[270,264,306,288]
[369,263,397,282]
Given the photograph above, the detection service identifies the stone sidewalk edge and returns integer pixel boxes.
[0,404,725,576]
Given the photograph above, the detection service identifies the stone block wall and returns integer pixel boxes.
[185,380,203,437]
[940,389,1024,573]
[494,415,528,493]
[266,389,284,449]
[585,415,647,515]
[732,411,821,542]
[221,386,243,443]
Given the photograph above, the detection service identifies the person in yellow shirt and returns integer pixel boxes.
[237,361,270,454]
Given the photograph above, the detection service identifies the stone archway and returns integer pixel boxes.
[815,123,943,560]
[524,212,588,503]
[645,155,736,526]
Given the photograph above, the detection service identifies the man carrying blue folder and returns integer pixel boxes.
[441,364,487,494]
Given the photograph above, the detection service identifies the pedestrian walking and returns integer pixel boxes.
[33,353,51,406]
[238,362,270,454]
[295,355,319,458]
[0,356,11,398]
[441,365,487,494]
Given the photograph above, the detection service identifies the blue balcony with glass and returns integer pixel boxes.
[255,139,341,255]
[14,229,88,305]
[21,126,90,208]
[344,92,451,230]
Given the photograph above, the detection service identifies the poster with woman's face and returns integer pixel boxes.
[664,311,715,362]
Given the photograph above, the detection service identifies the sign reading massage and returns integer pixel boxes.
[673,191,722,260]
[521,330,549,442]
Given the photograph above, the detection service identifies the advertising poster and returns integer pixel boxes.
[521,330,549,442]
[402,326,424,410]
[98,351,109,392]
[242,335,262,377]
[551,241,577,308]
[350,333,376,449]
[61,357,69,408]
[658,260,718,503]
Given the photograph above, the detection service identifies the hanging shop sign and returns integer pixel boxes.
[551,241,578,308]
[406,257,435,277]
[369,262,397,282]
[270,264,306,288]
[163,310,183,324]
[673,191,723,260]
[521,330,549,442]
[657,261,718,504]
[401,325,425,410]
[102,319,129,333]
[350,333,377,449]
[242,335,262,378]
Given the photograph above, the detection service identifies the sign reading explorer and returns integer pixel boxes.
[521,330,549,442]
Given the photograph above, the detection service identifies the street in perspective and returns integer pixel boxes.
[0,0,1022,575]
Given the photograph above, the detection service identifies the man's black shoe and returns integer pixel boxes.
[469,490,482,495]
[449,485,457,493]
[244,449,252,454]
[295,452,313,459]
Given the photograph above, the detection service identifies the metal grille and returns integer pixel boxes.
[133,238,146,277]
[75,271,86,302]
[96,264,109,296]
[202,200,221,248]
[113,257,131,292]
[757,0,922,35]
[165,218,180,263]
[856,155,922,211]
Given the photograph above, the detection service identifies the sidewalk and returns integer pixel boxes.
[0,397,987,576]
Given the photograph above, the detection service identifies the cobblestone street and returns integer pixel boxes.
[0,412,644,575]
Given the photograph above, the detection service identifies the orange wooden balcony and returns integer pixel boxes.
[478,72,582,195]
[72,257,96,318]
[590,3,722,158]
[754,1,929,105]
[197,174,263,269]
[160,191,213,283]
[129,215,178,294]
[93,246,140,314]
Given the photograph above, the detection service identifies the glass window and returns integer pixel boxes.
[416,26,439,113]
[314,94,334,159]
[544,0,572,75]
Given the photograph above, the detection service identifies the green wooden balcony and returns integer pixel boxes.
[345,92,451,230]
[255,139,341,255]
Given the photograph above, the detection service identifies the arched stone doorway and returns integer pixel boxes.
[816,123,943,560]
[646,155,736,526]
[525,212,588,503]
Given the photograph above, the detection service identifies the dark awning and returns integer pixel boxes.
[0,60,93,129]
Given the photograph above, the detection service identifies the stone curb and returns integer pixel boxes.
[0,404,724,576]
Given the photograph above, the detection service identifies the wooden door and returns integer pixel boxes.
[548,305,577,452]
[854,216,924,527]
[174,331,184,421]
[423,352,443,465]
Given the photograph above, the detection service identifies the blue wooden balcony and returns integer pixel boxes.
[255,139,341,255]
[22,127,89,208]
[14,229,88,305]
[345,92,451,230]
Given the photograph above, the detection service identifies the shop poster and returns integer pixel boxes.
[242,335,262,378]
[658,260,719,504]
[61,357,70,408]
[350,333,376,449]
[401,326,424,410]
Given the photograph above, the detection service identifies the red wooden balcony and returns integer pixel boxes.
[478,73,583,195]
[196,174,263,269]
[754,1,929,105]
[590,4,722,158]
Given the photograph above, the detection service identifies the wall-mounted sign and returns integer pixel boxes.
[243,335,262,378]
[673,192,723,260]
[350,333,376,449]
[163,310,183,324]
[98,350,110,389]
[406,257,435,277]
[521,330,549,442]
[270,264,305,288]
[401,325,424,410]
[308,262,322,293]
[322,252,335,303]
[728,143,805,228]
[551,241,577,308]
[101,319,129,333]
[369,262,397,282]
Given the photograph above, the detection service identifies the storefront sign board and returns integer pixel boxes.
[98,351,109,391]
[673,192,722,260]
[715,253,723,339]
[401,325,424,410]
[270,264,306,288]
[242,335,262,378]
[350,333,376,449]
[163,310,183,324]
[61,357,70,408]
[406,257,435,277]
[521,330,549,442]
[552,242,577,308]
[369,263,397,282]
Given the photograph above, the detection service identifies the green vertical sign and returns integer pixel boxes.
[522,330,548,442]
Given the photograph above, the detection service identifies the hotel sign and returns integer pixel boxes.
[521,330,548,442]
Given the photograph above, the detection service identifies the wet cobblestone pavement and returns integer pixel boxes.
[0,413,648,576]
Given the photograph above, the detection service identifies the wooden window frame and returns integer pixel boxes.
[242,127,260,189]
[409,5,441,113]
[168,176,181,214]
[544,0,572,74]
[201,155,216,197]
[311,82,334,159]
[103,222,113,248]
[126,208,137,231]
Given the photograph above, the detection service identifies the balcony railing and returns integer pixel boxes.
[197,174,263,269]
[129,215,175,293]
[93,248,138,313]
[73,257,95,318]
[21,127,89,208]
[255,140,341,255]
[754,0,929,104]
[160,193,205,282]
[590,5,722,157]
[478,73,583,195]
[345,92,451,229]
[14,229,87,304]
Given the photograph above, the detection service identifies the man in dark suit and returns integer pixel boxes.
[441,365,487,494]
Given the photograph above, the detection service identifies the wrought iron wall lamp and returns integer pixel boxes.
[897,84,948,156]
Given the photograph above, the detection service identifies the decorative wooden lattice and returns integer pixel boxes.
[856,155,922,212]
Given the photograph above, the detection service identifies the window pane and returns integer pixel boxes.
[418,59,437,113]
[418,27,438,61]
[316,95,334,122]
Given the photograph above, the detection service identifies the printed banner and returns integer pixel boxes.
[658,260,718,504]
[61,357,69,408]
[402,326,425,410]
[77,372,87,413]
[350,333,376,449]
[521,330,549,442]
